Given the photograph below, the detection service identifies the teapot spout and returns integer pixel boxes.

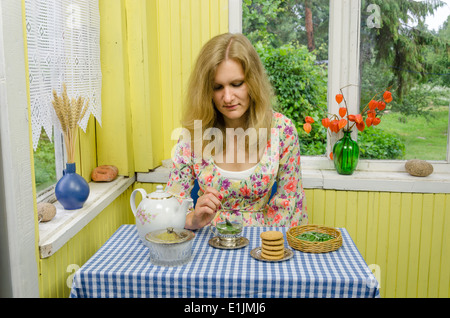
[179,197,194,214]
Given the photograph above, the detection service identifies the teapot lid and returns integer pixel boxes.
[149,185,173,200]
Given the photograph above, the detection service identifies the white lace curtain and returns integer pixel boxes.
[25,0,102,150]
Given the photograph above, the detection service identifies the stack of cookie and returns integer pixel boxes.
[260,231,285,260]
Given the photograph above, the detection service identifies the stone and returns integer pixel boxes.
[405,159,433,177]
[91,165,119,182]
[38,202,56,222]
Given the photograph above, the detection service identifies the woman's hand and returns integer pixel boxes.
[185,187,223,230]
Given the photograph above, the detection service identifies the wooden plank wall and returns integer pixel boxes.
[96,0,134,177]
[38,187,134,298]
[130,0,229,172]
[305,189,450,298]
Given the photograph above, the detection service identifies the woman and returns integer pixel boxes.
[166,33,308,230]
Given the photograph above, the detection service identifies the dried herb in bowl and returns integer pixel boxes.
[296,231,335,242]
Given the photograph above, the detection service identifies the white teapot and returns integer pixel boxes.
[130,185,193,245]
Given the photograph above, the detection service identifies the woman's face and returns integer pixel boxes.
[212,59,250,128]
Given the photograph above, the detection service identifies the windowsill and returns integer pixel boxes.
[38,175,135,258]
[301,169,450,193]
[137,157,450,194]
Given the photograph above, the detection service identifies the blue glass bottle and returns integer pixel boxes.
[55,163,90,210]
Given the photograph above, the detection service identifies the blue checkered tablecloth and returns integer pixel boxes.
[69,225,380,298]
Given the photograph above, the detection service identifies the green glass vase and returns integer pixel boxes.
[333,131,360,175]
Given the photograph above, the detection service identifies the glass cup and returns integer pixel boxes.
[210,210,243,247]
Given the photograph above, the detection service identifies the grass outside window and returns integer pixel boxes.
[378,106,449,161]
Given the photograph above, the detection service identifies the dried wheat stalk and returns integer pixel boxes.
[51,83,89,163]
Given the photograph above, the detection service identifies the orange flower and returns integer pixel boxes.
[356,121,365,132]
[303,85,393,161]
[367,110,376,118]
[303,123,312,134]
[369,100,378,110]
[305,116,314,124]
[322,118,331,128]
[330,120,339,133]
[383,91,393,103]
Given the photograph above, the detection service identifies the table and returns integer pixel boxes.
[70,225,380,298]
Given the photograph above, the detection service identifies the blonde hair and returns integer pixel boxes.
[181,33,274,153]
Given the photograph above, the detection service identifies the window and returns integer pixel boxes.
[238,0,450,165]
[24,0,102,196]
[359,0,450,161]
[242,0,330,156]
[33,129,58,193]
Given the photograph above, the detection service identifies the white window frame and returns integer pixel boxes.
[229,0,450,193]
[0,0,39,297]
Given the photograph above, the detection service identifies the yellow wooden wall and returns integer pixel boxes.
[96,0,134,177]
[305,189,450,298]
[75,117,98,180]
[129,0,229,172]
[38,187,134,298]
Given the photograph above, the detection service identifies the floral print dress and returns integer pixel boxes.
[166,112,308,227]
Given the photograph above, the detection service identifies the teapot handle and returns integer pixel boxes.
[130,188,148,216]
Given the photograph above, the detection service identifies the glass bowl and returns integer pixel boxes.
[145,227,195,266]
